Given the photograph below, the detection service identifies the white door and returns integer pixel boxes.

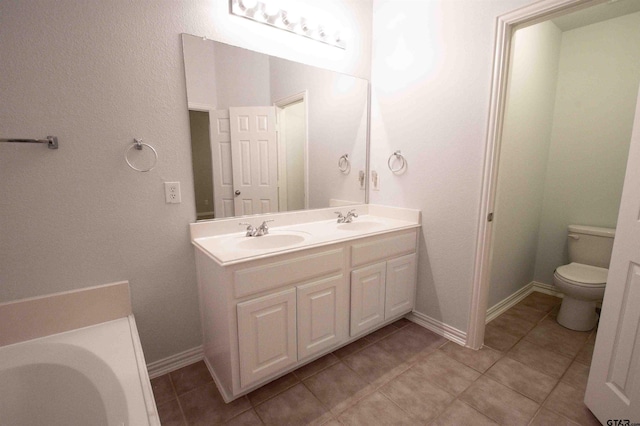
[229,106,279,216]
[385,254,417,319]
[209,110,235,218]
[297,275,346,360]
[585,86,640,422]
[350,262,386,336]
[236,288,297,388]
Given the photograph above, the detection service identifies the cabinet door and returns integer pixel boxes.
[350,262,386,336]
[385,253,417,319]
[297,275,346,360]
[237,288,297,388]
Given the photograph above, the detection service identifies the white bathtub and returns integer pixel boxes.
[0,316,159,426]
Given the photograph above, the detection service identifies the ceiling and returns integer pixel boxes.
[552,0,640,31]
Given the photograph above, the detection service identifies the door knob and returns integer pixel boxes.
[235,190,241,196]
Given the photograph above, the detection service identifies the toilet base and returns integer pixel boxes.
[557,296,598,331]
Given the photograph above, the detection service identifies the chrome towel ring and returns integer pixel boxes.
[388,150,407,173]
[125,138,158,172]
[338,154,351,174]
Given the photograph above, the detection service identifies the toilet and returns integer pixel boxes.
[553,225,615,331]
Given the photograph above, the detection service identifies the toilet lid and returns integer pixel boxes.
[555,262,608,285]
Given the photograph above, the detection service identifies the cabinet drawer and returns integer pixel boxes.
[351,230,417,268]
[234,248,344,298]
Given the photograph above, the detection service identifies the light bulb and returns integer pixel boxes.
[239,0,258,10]
[282,9,300,27]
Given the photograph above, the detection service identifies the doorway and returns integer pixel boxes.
[469,0,640,420]
[275,92,309,212]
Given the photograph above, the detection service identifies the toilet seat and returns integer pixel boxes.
[555,262,608,288]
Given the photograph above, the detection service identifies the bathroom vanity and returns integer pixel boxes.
[190,205,420,402]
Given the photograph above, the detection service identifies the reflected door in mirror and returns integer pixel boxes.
[230,106,278,216]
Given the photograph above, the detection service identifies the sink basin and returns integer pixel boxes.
[337,221,385,232]
[236,233,307,250]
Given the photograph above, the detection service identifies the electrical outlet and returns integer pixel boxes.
[371,170,380,191]
[164,182,181,204]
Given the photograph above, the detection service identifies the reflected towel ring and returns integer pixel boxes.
[338,154,351,174]
[388,150,407,173]
[125,138,158,172]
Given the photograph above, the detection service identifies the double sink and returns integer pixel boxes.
[191,206,421,265]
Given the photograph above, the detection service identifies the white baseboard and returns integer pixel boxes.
[147,345,204,379]
[485,281,564,325]
[406,311,467,347]
[486,282,535,323]
[531,281,564,298]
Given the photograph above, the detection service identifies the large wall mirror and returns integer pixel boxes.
[181,34,369,220]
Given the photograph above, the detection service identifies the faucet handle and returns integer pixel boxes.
[335,211,345,223]
[239,222,256,236]
[348,209,358,217]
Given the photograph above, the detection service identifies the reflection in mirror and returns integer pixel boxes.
[181,34,369,220]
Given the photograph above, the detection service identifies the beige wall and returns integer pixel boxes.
[534,12,640,285]
[488,21,562,307]
[0,0,373,363]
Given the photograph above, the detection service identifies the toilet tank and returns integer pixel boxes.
[567,225,616,268]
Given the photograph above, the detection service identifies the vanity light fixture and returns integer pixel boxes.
[230,0,346,49]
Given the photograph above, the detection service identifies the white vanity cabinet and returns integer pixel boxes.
[350,231,418,337]
[193,222,419,402]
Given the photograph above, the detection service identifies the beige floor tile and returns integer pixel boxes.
[303,361,371,415]
[517,292,562,312]
[338,391,416,425]
[430,400,498,426]
[459,376,539,426]
[377,323,447,362]
[225,408,264,425]
[485,357,557,403]
[380,367,454,423]
[342,343,405,385]
[391,317,413,328]
[151,374,176,405]
[412,350,480,395]
[575,341,595,366]
[332,338,371,359]
[254,383,331,425]
[156,399,185,426]
[488,312,537,337]
[483,323,522,352]
[525,319,590,358]
[362,324,400,344]
[507,339,572,379]
[504,303,548,324]
[543,382,601,426]
[180,382,251,424]
[247,373,299,406]
[439,342,502,373]
[529,408,579,426]
[170,360,213,395]
[561,361,591,392]
[294,354,340,380]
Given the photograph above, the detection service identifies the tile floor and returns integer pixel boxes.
[151,292,600,425]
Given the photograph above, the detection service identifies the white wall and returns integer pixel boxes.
[370,0,532,332]
[0,0,372,363]
[488,21,562,307]
[534,12,640,285]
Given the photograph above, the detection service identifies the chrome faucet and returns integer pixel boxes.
[344,209,358,223]
[239,220,274,237]
[335,209,358,223]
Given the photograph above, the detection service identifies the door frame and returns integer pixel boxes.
[467,0,609,349]
[188,102,217,220]
[274,91,310,211]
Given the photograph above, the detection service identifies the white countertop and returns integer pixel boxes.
[190,205,421,266]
